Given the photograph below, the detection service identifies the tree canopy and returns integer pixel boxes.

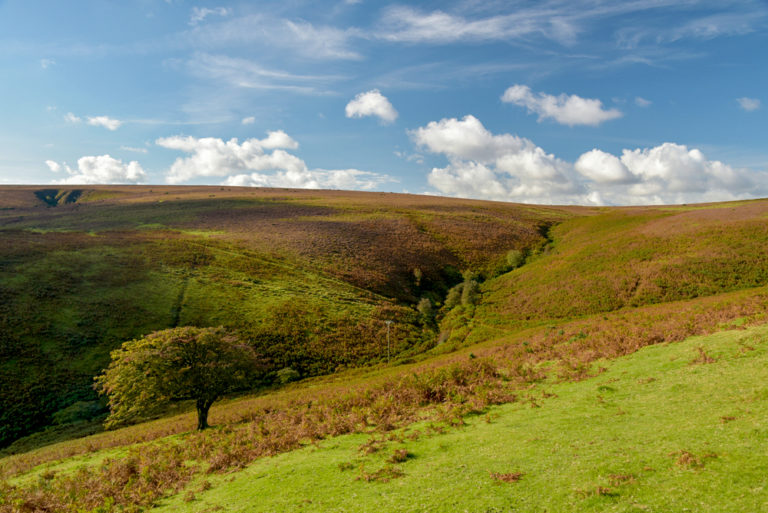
[95,326,261,430]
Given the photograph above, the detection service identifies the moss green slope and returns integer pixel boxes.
[153,324,768,513]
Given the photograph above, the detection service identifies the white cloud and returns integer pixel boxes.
[737,97,761,112]
[189,7,231,26]
[48,155,146,184]
[376,6,579,45]
[224,168,388,190]
[241,116,255,125]
[345,89,398,123]
[257,130,299,150]
[635,97,652,107]
[412,114,767,205]
[377,3,768,50]
[394,151,424,164]
[574,149,636,184]
[157,131,391,190]
[502,85,622,126]
[63,112,122,130]
[574,143,767,204]
[412,115,582,204]
[87,116,122,131]
[40,58,55,69]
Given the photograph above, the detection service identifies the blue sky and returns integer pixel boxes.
[1,0,766,205]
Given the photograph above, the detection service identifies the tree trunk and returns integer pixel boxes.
[196,398,213,430]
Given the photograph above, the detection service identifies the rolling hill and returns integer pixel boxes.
[1,186,768,512]
[0,186,576,447]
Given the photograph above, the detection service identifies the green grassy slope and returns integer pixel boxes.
[5,323,767,513]
[0,186,572,447]
[152,325,768,513]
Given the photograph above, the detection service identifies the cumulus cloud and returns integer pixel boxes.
[737,97,761,112]
[40,58,55,69]
[241,116,255,125]
[502,85,622,126]
[87,116,122,131]
[223,168,388,190]
[345,89,398,123]
[48,155,146,184]
[157,130,391,190]
[64,112,81,123]
[413,115,767,205]
[574,143,767,204]
[190,7,231,26]
[575,149,637,184]
[411,115,582,204]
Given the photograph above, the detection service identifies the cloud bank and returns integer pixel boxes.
[413,115,767,205]
[345,90,398,123]
[157,130,391,190]
[502,85,622,126]
[411,115,582,204]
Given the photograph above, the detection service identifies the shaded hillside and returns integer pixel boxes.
[0,186,578,300]
[0,186,573,447]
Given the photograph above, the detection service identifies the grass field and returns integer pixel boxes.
[149,325,768,512]
[6,324,768,512]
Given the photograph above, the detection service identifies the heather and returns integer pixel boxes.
[2,187,768,512]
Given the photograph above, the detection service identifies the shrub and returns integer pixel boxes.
[275,367,301,385]
[506,249,525,269]
[444,285,463,309]
[461,280,480,306]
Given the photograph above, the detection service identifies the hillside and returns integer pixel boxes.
[441,200,768,349]
[3,317,768,512]
[151,324,768,513]
[0,186,576,447]
[2,188,768,512]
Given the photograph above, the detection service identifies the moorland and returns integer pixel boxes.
[1,185,767,512]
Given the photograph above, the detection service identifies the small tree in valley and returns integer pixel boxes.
[95,326,261,430]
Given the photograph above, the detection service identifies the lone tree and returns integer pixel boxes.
[95,326,261,430]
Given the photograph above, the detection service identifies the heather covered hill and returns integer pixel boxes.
[2,190,768,511]
[0,186,580,299]
[0,186,576,447]
[442,199,768,348]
